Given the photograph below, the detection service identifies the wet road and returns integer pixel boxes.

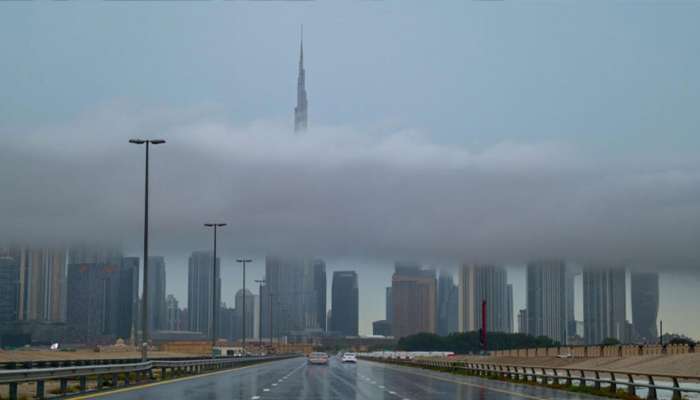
[87,357,604,400]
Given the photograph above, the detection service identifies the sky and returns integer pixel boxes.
[1,2,699,337]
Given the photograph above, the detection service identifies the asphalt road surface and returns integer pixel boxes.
[84,357,604,400]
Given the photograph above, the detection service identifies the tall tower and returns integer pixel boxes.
[294,26,308,132]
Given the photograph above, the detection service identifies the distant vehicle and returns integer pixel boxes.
[308,352,329,365]
[213,346,245,358]
[50,343,59,351]
[341,352,357,363]
[557,353,573,359]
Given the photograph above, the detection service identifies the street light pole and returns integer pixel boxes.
[204,223,226,355]
[236,258,252,350]
[129,138,165,362]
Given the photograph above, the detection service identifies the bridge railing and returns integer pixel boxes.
[0,354,298,400]
[360,356,700,400]
[491,343,696,358]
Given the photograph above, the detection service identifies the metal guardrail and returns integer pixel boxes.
[361,356,700,400]
[0,354,298,400]
[0,356,227,371]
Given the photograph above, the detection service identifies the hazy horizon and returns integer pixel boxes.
[2,2,699,339]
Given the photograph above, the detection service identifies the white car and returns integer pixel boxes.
[308,352,329,365]
[341,352,357,363]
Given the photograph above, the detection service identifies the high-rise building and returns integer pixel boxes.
[583,266,627,345]
[330,271,359,336]
[187,251,220,337]
[148,256,167,331]
[294,27,308,133]
[565,268,577,339]
[66,256,135,344]
[14,248,66,322]
[219,303,236,341]
[313,261,326,331]
[119,257,139,342]
[391,263,436,338]
[517,309,528,334]
[437,272,458,336]
[372,320,391,337]
[526,260,567,344]
[261,256,326,338]
[0,256,20,322]
[631,272,659,343]
[506,284,514,333]
[165,294,182,331]
[385,287,392,322]
[234,289,255,341]
[458,265,509,333]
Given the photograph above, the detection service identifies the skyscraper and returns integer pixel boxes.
[458,265,509,333]
[119,257,139,341]
[294,26,308,133]
[506,284,514,333]
[187,251,220,337]
[330,271,359,336]
[148,256,167,331]
[565,268,577,339]
[437,272,458,336]
[234,289,255,341]
[262,256,326,338]
[0,256,20,322]
[631,272,659,343]
[16,248,66,322]
[67,257,135,343]
[517,309,528,334]
[526,260,567,344]
[583,266,626,345]
[385,287,392,322]
[165,294,182,331]
[391,263,436,338]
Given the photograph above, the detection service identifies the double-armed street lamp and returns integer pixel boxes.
[236,258,252,349]
[204,223,226,353]
[129,138,166,361]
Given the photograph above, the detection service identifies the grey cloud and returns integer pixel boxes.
[2,106,699,270]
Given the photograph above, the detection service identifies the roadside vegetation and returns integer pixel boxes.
[397,331,559,353]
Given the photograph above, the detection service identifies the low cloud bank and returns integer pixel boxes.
[2,106,699,270]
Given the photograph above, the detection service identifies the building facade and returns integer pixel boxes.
[261,256,326,338]
[0,256,20,322]
[148,256,167,331]
[583,266,627,345]
[330,271,359,336]
[187,251,220,337]
[526,260,567,344]
[631,272,659,343]
[458,265,510,333]
[437,272,458,336]
[391,263,436,338]
[372,320,391,337]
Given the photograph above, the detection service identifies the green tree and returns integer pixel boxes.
[601,337,621,345]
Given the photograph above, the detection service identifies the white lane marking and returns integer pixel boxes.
[388,391,397,395]
[263,388,270,392]
[379,385,385,389]
[251,397,260,400]
[272,383,277,386]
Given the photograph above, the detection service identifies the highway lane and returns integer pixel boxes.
[84,357,605,400]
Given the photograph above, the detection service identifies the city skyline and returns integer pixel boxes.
[1,3,700,341]
[2,244,697,343]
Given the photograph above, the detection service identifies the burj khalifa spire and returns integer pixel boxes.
[294,25,308,133]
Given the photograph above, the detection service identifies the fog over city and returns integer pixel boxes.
[2,107,699,270]
[2,2,700,340]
